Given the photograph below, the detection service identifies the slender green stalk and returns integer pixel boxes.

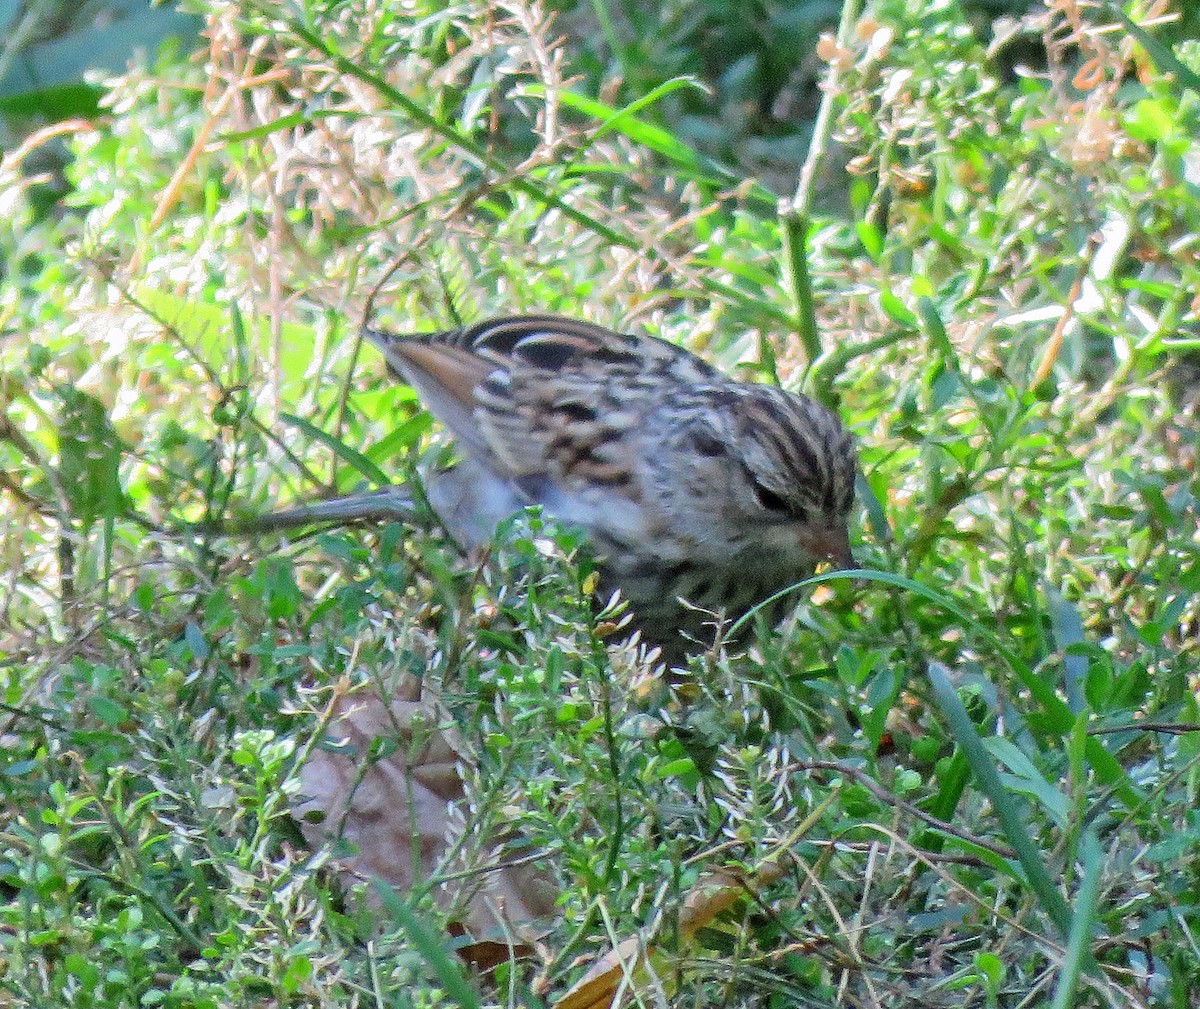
[1049,829,1105,1008]
[783,0,862,373]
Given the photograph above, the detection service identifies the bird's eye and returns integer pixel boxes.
[752,480,791,514]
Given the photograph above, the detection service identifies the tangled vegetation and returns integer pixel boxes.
[1,0,1198,1006]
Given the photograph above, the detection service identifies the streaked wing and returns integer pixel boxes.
[364,327,497,463]
[365,315,719,493]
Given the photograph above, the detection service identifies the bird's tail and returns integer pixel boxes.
[215,487,419,535]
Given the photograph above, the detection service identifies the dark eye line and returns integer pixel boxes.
[752,479,791,514]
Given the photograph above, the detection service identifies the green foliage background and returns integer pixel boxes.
[1,0,1199,1006]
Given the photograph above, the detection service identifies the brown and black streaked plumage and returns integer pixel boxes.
[364,314,857,656]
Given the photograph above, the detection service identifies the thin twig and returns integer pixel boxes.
[800,759,1017,859]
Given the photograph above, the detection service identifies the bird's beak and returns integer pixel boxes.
[802,524,856,569]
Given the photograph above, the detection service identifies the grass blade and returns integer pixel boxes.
[373,881,481,1009]
[928,662,1072,936]
[532,83,777,209]
[1050,829,1104,1008]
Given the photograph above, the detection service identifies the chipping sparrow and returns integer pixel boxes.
[363,315,857,657]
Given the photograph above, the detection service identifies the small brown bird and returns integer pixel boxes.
[362,315,857,657]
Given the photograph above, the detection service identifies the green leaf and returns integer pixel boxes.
[879,289,918,327]
[64,953,99,988]
[262,558,302,620]
[56,385,127,529]
[3,759,39,777]
[973,951,1005,991]
[220,108,343,144]
[782,214,821,367]
[280,954,313,994]
[921,751,969,848]
[657,757,698,779]
[1045,587,1087,714]
[856,471,892,547]
[279,413,391,487]
[983,737,1070,826]
[918,296,956,361]
[364,413,433,463]
[1125,98,1174,143]
[184,621,209,661]
[856,220,884,262]
[86,695,128,728]
[0,82,102,117]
